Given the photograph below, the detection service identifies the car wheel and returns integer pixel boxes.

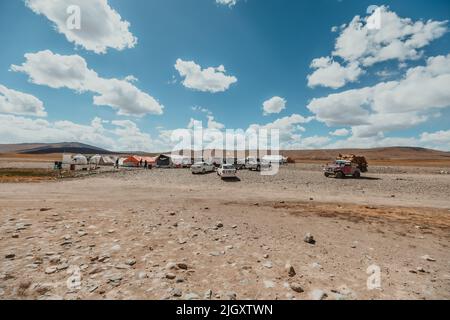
[324,172,330,178]
[353,171,361,178]
[335,171,344,179]
[202,169,206,174]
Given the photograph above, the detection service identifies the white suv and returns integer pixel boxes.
[217,164,237,179]
[191,162,215,174]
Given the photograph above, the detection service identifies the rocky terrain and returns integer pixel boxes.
[0,166,449,300]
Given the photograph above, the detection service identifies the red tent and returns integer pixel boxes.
[123,156,157,167]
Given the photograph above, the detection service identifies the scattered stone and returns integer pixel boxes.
[264,280,275,288]
[137,271,148,280]
[56,263,69,271]
[416,267,427,273]
[166,273,176,280]
[209,251,221,257]
[175,276,185,283]
[171,288,182,297]
[169,211,176,216]
[421,255,436,262]
[176,262,188,270]
[310,289,327,300]
[216,222,224,228]
[166,262,178,270]
[204,289,213,300]
[12,234,19,239]
[40,208,52,212]
[226,291,237,300]
[126,258,137,266]
[304,233,316,245]
[45,266,57,274]
[290,282,304,293]
[231,225,238,229]
[286,264,296,277]
[107,274,122,286]
[5,253,15,260]
[262,261,273,269]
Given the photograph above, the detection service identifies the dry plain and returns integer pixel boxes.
[0,157,449,300]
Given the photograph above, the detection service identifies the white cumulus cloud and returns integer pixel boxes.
[263,96,287,115]
[0,84,46,117]
[175,59,237,93]
[307,54,450,138]
[25,0,137,54]
[307,6,448,88]
[216,0,238,7]
[11,50,164,117]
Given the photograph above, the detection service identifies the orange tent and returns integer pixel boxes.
[123,155,156,167]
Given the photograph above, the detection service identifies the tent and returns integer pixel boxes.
[72,154,88,165]
[156,154,172,168]
[99,156,116,166]
[89,155,102,165]
[123,155,156,167]
[123,155,142,167]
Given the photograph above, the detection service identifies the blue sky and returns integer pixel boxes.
[0,0,449,151]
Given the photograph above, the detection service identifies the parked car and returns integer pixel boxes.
[324,160,361,178]
[245,158,271,171]
[191,162,215,174]
[217,164,237,179]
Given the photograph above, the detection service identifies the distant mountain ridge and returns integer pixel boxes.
[0,143,449,161]
[0,142,111,155]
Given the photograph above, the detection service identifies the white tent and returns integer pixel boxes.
[72,154,88,165]
[89,155,102,165]
[99,156,116,166]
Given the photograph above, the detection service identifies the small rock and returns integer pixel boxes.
[311,289,327,300]
[226,291,237,300]
[5,253,15,260]
[286,264,296,277]
[166,273,176,280]
[204,289,213,300]
[290,282,304,293]
[175,276,185,283]
[171,288,182,297]
[304,233,316,245]
[125,259,137,266]
[45,266,57,274]
[137,271,148,280]
[262,261,273,269]
[165,262,178,270]
[216,222,224,228]
[177,262,188,270]
[421,255,436,262]
[169,211,176,216]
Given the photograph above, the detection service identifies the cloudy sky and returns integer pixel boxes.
[0,0,449,151]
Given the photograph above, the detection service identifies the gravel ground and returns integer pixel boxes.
[0,166,449,300]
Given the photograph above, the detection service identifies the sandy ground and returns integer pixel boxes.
[0,165,449,300]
